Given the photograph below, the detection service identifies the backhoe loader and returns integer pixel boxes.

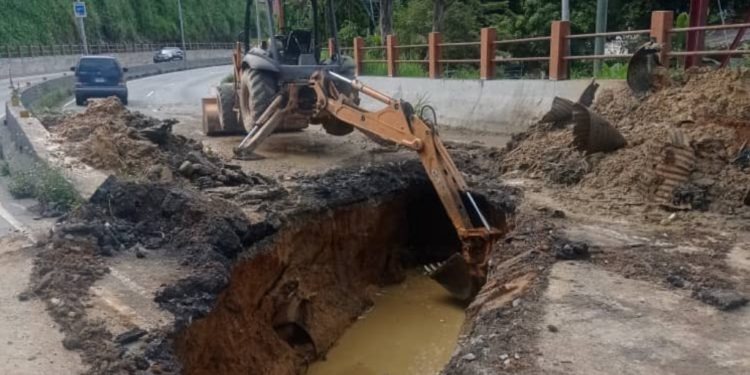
[203,0,503,300]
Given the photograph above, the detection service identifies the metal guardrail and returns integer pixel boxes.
[0,42,235,59]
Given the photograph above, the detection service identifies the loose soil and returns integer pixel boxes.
[502,68,750,214]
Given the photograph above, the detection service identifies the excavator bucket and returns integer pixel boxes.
[627,42,662,95]
[428,254,478,301]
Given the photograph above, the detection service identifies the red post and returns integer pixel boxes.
[650,11,673,66]
[686,0,709,68]
[386,35,398,77]
[549,21,570,80]
[428,32,442,79]
[480,28,497,80]
[328,38,335,58]
[353,37,364,76]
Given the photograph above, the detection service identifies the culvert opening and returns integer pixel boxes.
[175,184,506,375]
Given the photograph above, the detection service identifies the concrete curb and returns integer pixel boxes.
[3,57,231,202]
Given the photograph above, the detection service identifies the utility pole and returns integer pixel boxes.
[593,0,608,76]
[561,0,570,21]
[177,0,187,61]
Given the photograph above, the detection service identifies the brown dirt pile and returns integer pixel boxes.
[50,98,273,192]
[503,68,750,213]
[51,99,166,174]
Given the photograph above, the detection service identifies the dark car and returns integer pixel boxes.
[71,56,128,106]
[153,47,184,63]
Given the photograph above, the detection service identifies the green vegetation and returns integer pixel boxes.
[0,161,10,177]
[1,0,247,45]
[8,165,80,211]
[32,88,73,113]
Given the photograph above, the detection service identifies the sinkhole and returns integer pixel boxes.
[175,184,507,375]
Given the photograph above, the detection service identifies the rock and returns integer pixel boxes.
[49,297,62,306]
[551,209,566,218]
[134,244,147,259]
[134,355,150,370]
[17,291,32,301]
[693,288,749,311]
[461,353,477,362]
[62,336,81,350]
[500,354,509,360]
[553,240,590,260]
[512,298,521,307]
[666,274,686,288]
[115,328,148,345]
[514,353,520,360]
[178,161,194,176]
[547,324,559,333]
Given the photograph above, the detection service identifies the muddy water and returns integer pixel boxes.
[307,272,465,375]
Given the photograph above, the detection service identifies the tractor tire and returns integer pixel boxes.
[240,69,308,133]
[240,69,277,133]
[216,83,243,134]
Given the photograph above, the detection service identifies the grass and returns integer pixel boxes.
[8,164,80,211]
[31,87,72,113]
[0,161,9,177]
[221,74,234,84]
[571,61,628,80]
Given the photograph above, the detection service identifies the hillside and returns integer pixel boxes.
[1,0,247,45]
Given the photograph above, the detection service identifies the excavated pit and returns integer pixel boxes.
[175,187,507,375]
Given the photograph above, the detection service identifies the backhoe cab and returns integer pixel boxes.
[202,0,356,137]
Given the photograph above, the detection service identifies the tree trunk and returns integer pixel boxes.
[433,0,446,32]
[379,0,393,43]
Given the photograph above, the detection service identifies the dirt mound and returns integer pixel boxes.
[503,68,750,213]
[50,99,273,191]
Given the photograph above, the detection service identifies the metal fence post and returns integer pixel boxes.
[428,32,442,79]
[480,27,497,80]
[650,11,673,66]
[353,37,364,76]
[386,35,398,77]
[549,20,570,80]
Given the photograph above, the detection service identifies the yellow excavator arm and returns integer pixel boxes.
[232,69,502,300]
[309,71,503,300]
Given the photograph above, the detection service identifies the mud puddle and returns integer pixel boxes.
[307,272,465,375]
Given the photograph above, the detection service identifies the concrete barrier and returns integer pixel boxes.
[1,102,109,200]
[358,77,627,135]
[0,49,231,80]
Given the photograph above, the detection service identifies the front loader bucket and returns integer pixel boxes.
[428,254,478,302]
[202,84,244,136]
[202,97,222,136]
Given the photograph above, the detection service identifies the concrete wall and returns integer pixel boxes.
[0,49,231,79]
[358,77,627,135]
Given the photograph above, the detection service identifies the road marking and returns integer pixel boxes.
[63,99,75,108]
[0,113,5,120]
[146,90,155,98]
[0,200,35,243]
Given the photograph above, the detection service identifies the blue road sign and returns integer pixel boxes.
[74,2,87,18]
